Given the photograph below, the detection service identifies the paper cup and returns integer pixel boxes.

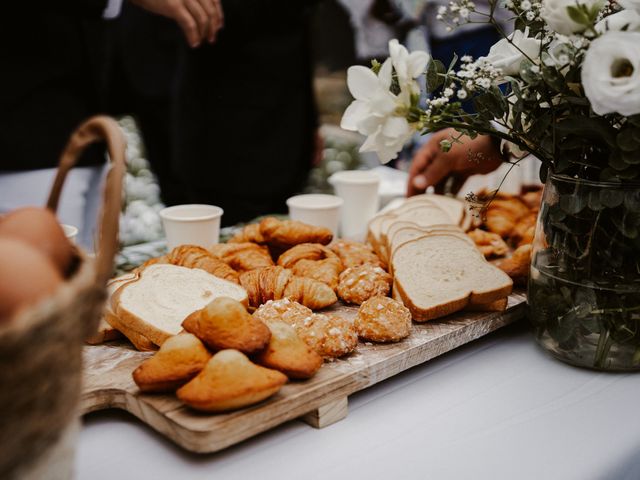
[286,194,343,237]
[61,224,79,244]
[159,204,223,250]
[329,170,380,241]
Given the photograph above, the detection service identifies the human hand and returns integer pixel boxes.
[130,0,224,47]
[407,128,504,196]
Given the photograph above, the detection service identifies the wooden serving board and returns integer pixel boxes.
[81,292,526,453]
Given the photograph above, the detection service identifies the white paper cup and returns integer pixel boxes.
[286,194,343,237]
[329,170,380,241]
[159,204,223,250]
[61,224,79,244]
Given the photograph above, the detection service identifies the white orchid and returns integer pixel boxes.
[479,28,541,77]
[540,0,603,35]
[341,40,428,163]
[582,31,640,116]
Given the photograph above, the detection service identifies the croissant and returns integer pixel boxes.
[484,208,518,238]
[498,244,532,286]
[209,242,274,272]
[259,217,333,250]
[239,266,337,310]
[510,212,537,244]
[277,243,343,290]
[228,222,265,244]
[467,229,509,258]
[166,245,239,284]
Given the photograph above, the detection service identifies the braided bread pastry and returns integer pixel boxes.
[277,243,343,290]
[209,242,274,272]
[239,266,337,310]
[165,245,239,284]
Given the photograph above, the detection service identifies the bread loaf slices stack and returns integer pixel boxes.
[368,194,513,321]
[110,264,248,347]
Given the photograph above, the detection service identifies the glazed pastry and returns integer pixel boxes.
[277,243,343,290]
[484,207,518,238]
[132,333,211,393]
[518,225,536,246]
[328,239,384,269]
[355,296,411,343]
[239,266,337,310]
[252,298,314,326]
[337,264,392,305]
[165,245,239,284]
[255,320,323,379]
[177,349,287,412]
[467,229,509,258]
[259,217,333,250]
[209,242,274,272]
[510,212,537,244]
[228,222,266,244]
[498,244,533,285]
[291,312,358,359]
[182,297,271,355]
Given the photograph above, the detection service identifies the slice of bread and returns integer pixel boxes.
[392,234,513,322]
[405,194,465,225]
[388,226,470,268]
[113,264,249,346]
[379,205,456,253]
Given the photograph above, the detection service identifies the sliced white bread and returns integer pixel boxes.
[388,225,469,261]
[86,272,138,345]
[379,204,456,253]
[113,264,249,346]
[404,194,466,226]
[392,234,513,322]
[367,214,389,257]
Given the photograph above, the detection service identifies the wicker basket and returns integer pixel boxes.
[0,117,126,479]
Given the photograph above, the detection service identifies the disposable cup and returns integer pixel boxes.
[329,170,380,241]
[286,194,343,237]
[159,204,223,250]
[61,224,79,244]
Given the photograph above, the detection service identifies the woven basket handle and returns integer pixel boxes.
[47,116,126,286]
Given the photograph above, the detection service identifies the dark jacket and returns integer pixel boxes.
[0,3,107,171]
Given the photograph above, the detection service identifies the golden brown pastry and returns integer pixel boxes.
[484,208,518,238]
[239,266,337,310]
[165,245,239,283]
[518,225,536,246]
[132,333,211,393]
[291,313,358,359]
[498,244,533,286]
[277,243,343,290]
[337,264,392,305]
[177,349,287,412]
[467,229,509,258]
[328,239,384,269]
[252,298,314,326]
[520,189,543,210]
[355,296,411,343]
[228,222,266,244]
[255,320,323,379]
[259,217,333,250]
[209,242,274,272]
[182,297,271,354]
[510,212,537,245]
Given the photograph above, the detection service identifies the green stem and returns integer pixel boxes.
[594,328,613,369]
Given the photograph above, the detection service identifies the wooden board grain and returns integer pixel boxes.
[81,292,526,453]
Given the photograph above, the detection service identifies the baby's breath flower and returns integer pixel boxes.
[457,89,468,99]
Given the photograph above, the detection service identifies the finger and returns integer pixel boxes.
[422,155,453,190]
[407,173,428,196]
[175,7,200,47]
[185,0,209,43]
[213,0,224,25]
[195,0,220,43]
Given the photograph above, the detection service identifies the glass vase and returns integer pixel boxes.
[528,173,640,371]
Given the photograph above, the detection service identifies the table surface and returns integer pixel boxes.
[75,321,640,480]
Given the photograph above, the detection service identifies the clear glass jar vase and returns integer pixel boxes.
[528,173,640,371]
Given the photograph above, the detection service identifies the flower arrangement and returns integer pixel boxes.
[341,2,640,370]
[341,0,640,182]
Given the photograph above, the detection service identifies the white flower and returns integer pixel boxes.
[444,87,455,97]
[438,5,448,14]
[457,89,468,99]
[521,0,532,10]
[341,41,428,164]
[526,10,536,20]
[618,0,640,13]
[595,9,640,33]
[479,28,541,76]
[581,31,640,116]
[540,0,604,35]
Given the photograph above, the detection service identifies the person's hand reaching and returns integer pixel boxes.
[407,128,504,196]
[130,0,224,47]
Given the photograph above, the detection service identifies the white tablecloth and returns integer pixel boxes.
[75,322,640,480]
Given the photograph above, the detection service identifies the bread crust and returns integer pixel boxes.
[277,243,343,290]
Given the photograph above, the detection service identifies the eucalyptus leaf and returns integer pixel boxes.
[560,194,587,214]
[617,129,640,152]
[588,190,605,211]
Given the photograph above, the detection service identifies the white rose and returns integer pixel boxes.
[582,31,640,116]
[595,9,640,32]
[618,0,640,13]
[541,0,603,35]
[480,28,541,76]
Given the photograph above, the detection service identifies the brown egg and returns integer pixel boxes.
[0,237,63,323]
[0,207,74,275]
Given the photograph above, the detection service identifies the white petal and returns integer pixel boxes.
[407,51,430,78]
[347,66,379,101]
[381,116,411,139]
[340,100,369,131]
[369,90,397,115]
[359,128,383,153]
[379,58,393,90]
